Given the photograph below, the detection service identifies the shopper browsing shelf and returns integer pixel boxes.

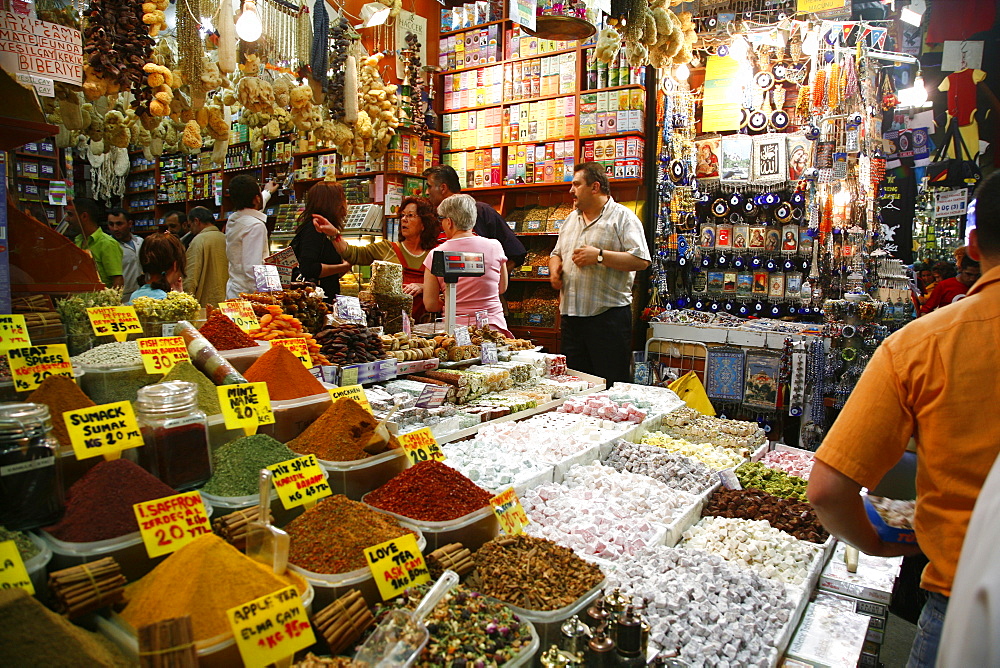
[294,181,352,297]
[106,207,143,303]
[66,197,124,291]
[808,172,1000,668]
[225,175,269,299]
[127,233,187,304]
[423,164,527,269]
[163,210,193,248]
[422,194,511,336]
[318,197,441,321]
[549,162,650,384]
[184,207,228,307]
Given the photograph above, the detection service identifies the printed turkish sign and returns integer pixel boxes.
[490,487,530,535]
[218,382,275,435]
[0,13,83,86]
[934,189,968,218]
[133,491,212,558]
[227,586,315,668]
[328,384,372,412]
[0,540,34,594]
[364,533,431,601]
[218,300,260,332]
[86,305,143,342]
[138,336,190,375]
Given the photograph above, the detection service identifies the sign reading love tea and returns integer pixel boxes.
[364,533,430,601]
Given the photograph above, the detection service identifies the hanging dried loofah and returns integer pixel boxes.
[217,0,237,74]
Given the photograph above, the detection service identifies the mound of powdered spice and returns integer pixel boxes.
[45,459,176,542]
[203,434,296,497]
[285,495,415,574]
[27,375,95,450]
[288,398,400,461]
[244,345,325,401]
[365,460,492,521]
[199,310,258,350]
[157,361,222,415]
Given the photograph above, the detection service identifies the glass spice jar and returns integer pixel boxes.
[0,402,64,530]
[135,381,212,491]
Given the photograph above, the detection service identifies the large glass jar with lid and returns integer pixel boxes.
[0,402,64,530]
[134,381,211,490]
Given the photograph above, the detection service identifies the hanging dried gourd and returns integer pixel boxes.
[343,54,358,123]
[217,0,238,74]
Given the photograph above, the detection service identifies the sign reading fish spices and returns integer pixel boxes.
[227,585,315,668]
[64,401,144,460]
[218,300,260,332]
[6,344,74,392]
[133,491,212,558]
[328,384,372,412]
[86,305,143,342]
[138,336,190,375]
[490,487,530,535]
[270,338,311,368]
[218,382,275,435]
[398,427,445,465]
[364,533,431,601]
[0,540,34,594]
[0,314,30,351]
[267,454,332,510]
[0,13,84,86]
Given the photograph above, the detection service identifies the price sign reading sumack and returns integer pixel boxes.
[267,454,332,510]
[328,384,372,412]
[218,300,260,332]
[0,314,31,351]
[218,382,275,435]
[364,533,431,601]
[270,338,311,368]
[133,491,212,558]
[64,401,144,461]
[0,540,35,594]
[227,586,315,668]
[6,344,74,392]
[398,427,445,465]
[490,487,530,535]
[86,305,143,342]
[138,337,190,375]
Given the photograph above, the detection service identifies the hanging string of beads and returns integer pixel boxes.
[177,0,204,88]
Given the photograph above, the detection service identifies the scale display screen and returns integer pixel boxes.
[432,251,486,278]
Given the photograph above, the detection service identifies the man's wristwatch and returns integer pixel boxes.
[597,248,604,264]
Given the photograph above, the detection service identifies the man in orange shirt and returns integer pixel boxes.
[808,171,1000,668]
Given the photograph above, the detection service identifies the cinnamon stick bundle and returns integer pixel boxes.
[312,589,374,656]
[138,616,198,668]
[426,543,475,577]
[48,557,126,619]
[212,506,261,550]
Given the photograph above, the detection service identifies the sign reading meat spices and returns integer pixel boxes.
[218,300,260,332]
[218,382,275,436]
[64,400,144,460]
[0,540,34,594]
[0,314,31,351]
[133,491,212,558]
[364,533,431,601]
[267,454,332,510]
[327,384,372,413]
[398,427,446,465]
[6,344,74,392]
[270,338,311,368]
[490,487,530,535]
[138,336,190,375]
[86,306,143,342]
[227,585,315,668]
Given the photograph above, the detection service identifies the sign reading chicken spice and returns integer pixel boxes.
[327,385,372,413]
[364,533,430,601]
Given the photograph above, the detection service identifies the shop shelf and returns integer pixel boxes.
[439,18,506,37]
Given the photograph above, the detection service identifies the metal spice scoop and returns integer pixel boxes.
[363,404,400,455]
[353,569,460,667]
[245,468,290,574]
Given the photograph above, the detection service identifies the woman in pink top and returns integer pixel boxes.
[423,194,511,336]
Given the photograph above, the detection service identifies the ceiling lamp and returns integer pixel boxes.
[235,0,262,42]
[674,63,690,82]
[899,76,929,107]
[357,2,390,28]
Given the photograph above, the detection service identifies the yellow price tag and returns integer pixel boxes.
[0,540,35,594]
[133,491,213,558]
[270,338,311,368]
[267,454,332,510]
[490,487,530,535]
[328,384,372,413]
[399,427,445,466]
[218,300,260,332]
[227,586,315,668]
[6,344,74,392]
[0,315,31,351]
[138,336,190,375]
[64,400,144,461]
[364,533,431,601]
[218,382,275,436]
[86,306,143,342]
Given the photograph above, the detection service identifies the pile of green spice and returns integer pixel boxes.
[0,526,40,561]
[472,534,604,610]
[735,462,809,501]
[203,434,296,497]
[158,361,222,415]
[286,495,415,574]
[365,461,492,521]
[372,583,532,667]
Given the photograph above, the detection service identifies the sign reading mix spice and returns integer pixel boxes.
[0,314,30,351]
[138,336,190,375]
[398,427,445,465]
[133,491,212,558]
[0,539,34,594]
[227,585,315,668]
[364,533,430,601]
[86,305,143,342]
[267,454,332,510]
[64,400,144,460]
[6,344,73,391]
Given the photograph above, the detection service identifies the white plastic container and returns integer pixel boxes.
[24,531,52,599]
[362,495,500,552]
[504,578,606,652]
[308,448,408,501]
[78,363,157,405]
[502,618,540,667]
[218,342,270,374]
[205,413,245,460]
[257,390,333,443]
[199,489,302,526]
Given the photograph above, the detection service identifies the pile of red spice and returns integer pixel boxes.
[365,461,492,521]
[45,459,176,543]
[198,310,257,351]
[243,345,325,401]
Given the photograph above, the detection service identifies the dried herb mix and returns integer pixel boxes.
[45,459,176,543]
[365,460,492,522]
[0,525,40,561]
[286,495,415,574]
[203,434,296,497]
